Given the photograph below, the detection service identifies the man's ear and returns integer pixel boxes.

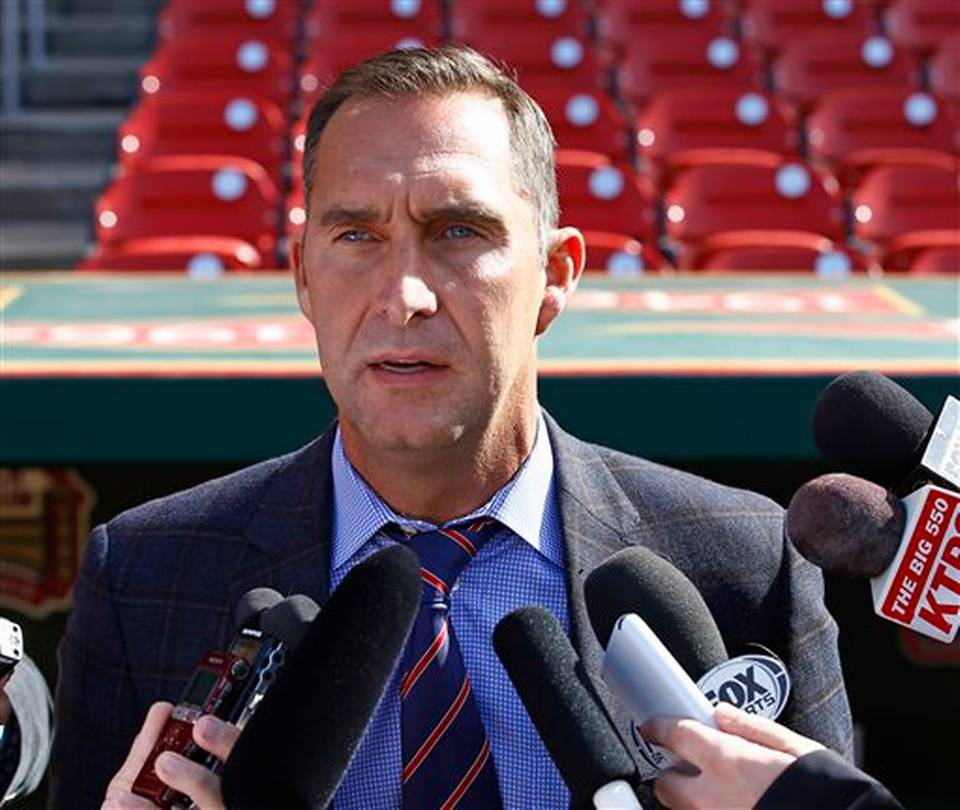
[290,235,313,321]
[536,227,586,336]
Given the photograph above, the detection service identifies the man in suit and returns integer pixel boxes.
[55,46,852,808]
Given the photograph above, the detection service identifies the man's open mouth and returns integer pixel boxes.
[375,360,439,374]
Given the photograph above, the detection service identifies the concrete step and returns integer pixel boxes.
[0,109,125,161]
[0,220,89,270]
[1,161,110,221]
[33,14,157,58]
[1,57,143,107]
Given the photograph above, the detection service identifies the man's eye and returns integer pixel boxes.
[335,230,372,242]
[443,225,478,240]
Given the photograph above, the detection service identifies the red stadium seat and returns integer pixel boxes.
[688,231,871,274]
[118,93,289,186]
[78,236,268,273]
[807,87,959,188]
[450,0,591,44]
[92,155,281,262]
[618,32,763,109]
[298,33,442,106]
[593,0,735,56]
[664,158,847,260]
[635,87,798,189]
[740,0,877,58]
[454,32,608,96]
[158,0,300,45]
[139,37,295,107]
[930,39,960,102]
[555,150,657,240]
[306,0,443,42]
[531,87,632,162]
[882,230,960,273]
[772,33,915,112]
[851,164,960,247]
[582,231,673,275]
[884,0,960,55]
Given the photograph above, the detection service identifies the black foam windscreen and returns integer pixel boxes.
[234,588,284,631]
[261,595,321,649]
[221,545,421,809]
[584,547,728,681]
[787,473,906,578]
[812,370,933,488]
[493,606,637,808]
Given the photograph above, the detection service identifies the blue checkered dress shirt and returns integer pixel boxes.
[330,413,570,809]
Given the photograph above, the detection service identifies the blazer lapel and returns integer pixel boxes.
[546,413,661,793]
[228,423,338,609]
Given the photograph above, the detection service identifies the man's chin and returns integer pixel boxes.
[342,411,470,458]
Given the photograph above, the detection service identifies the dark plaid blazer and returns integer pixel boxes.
[50,415,853,808]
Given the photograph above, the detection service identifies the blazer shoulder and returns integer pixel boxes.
[106,436,327,543]
[591,441,783,520]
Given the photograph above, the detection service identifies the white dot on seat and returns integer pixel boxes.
[566,94,599,126]
[245,0,276,19]
[680,0,710,20]
[536,0,566,18]
[707,38,739,70]
[775,163,811,199]
[237,41,268,73]
[187,253,226,278]
[589,167,625,199]
[861,37,893,68]
[551,37,584,69]
[736,93,769,127]
[224,98,258,131]
[212,168,248,201]
[903,92,937,127]
[815,250,852,278]
[822,0,852,19]
[607,251,645,275]
[390,0,421,18]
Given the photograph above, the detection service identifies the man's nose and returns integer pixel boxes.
[376,241,439,326]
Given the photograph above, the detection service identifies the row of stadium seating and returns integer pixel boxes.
[79,0,959,275]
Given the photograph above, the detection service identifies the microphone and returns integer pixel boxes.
[132,588,316,808]
[788,473,960,643]
[221,544,421,809]
[787,473,905,578]
[812,370,959,495]
[0,619,53,805]
[492,606,641,810]
[230,594,321,732]
[584,548,792,769]
[585,547,728,682]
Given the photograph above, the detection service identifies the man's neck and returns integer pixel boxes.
[341,409,540,525]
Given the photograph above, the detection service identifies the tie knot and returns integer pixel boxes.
[391,518,500,599]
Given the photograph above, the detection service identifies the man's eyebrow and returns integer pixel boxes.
[318,206,383,227]
[420,204,508,231]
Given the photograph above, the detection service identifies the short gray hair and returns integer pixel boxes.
[301,45,558,246]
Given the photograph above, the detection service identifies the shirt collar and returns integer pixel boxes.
[330,411,558,570]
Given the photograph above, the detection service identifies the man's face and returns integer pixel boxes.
[293,91,580,461]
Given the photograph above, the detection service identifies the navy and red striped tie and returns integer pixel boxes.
[393,519,504,809]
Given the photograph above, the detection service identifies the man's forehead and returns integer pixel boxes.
[311,94,523,211]
[316,91,513,165]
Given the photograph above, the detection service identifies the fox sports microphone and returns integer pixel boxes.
[584,548,792,771]
[789,473,960,643]
[133,588,314,808]
[221,545,421,810]
[812,370,959,495]
[493,606,641,810]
